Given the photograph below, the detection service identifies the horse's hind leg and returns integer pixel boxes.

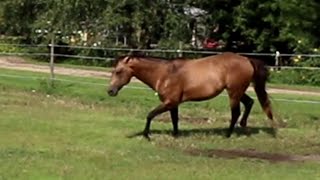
[226,95,241,138]
[170,107,179,137]
[239,93,254,128]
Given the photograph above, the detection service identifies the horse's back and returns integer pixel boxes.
[180,52,253,78]
[176,52,255,101]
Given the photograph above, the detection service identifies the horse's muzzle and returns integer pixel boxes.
[107,87,118,96]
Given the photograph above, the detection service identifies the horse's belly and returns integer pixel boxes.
[182,84,224,102]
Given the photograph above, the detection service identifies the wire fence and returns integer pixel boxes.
[1,43,320,74]
[2,43,320,58]
[0,52,50,57]
[2,42,320,68]
[0,73,320,105]
[2,51,319,71]
[1,42,320,105]
[2,43,320,60]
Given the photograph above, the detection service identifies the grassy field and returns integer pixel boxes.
[0,68,320,179]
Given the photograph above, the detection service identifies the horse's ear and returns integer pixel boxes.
[123,56,131,64]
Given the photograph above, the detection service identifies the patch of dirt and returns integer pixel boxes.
[184,147,320,163]
[0,56,109,78]
[0,56,26,63]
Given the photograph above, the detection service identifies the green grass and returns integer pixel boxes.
[0,68,320,179]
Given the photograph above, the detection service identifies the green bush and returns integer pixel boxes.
[0,44,25,53]
[0,36,49,61]
[270,69,320,86]
[0,36,26,53]
[296,57,320,67]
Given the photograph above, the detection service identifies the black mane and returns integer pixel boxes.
[113,52,187,66]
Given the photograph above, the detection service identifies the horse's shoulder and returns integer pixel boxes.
[167,60,185,74]
[221,52,248,60]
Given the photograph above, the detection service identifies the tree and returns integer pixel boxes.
[277,0,320,54]
[0,0,47,42]
[1,0,320,55]
[232,0,281,52]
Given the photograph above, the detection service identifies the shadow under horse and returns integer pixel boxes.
[149,126,277,138]
[107,52,276,140]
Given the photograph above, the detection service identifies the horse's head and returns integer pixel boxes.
[107,56,134,96]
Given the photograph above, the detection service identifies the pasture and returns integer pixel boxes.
[0,68,320,179]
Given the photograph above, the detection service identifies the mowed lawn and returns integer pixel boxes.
[0,68,320,180]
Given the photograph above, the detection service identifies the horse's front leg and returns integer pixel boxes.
[170,107,179,137]
[142,103,170,140]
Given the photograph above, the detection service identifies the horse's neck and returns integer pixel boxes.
[131,60,167,91]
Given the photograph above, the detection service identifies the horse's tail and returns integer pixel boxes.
[249,58,273,120]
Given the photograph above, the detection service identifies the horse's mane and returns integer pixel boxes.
[113,53,187,66]
[113,54,187,74]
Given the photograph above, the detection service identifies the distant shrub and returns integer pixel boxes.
[270,69,320,86]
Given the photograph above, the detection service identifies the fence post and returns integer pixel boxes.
[124,36,127,46]
[178,41,183,58]
[49,34,55,87]
[275,51,280,71]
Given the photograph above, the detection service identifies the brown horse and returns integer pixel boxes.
[107,52,275,140]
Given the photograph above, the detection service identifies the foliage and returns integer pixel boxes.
[1,0,319,54]
[0,36,27,53]
[0,44,25,54]
[270,69,320,86]
[1,0,320,79]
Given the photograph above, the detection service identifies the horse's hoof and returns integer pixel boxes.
[143,133,151,141]
[172,132,180,138]
[242,127,251,136]
[240,121,247,128]
[226,133,231,138]
[269,120,279,129]
[269,127,278,138]
[141,130,151,141]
